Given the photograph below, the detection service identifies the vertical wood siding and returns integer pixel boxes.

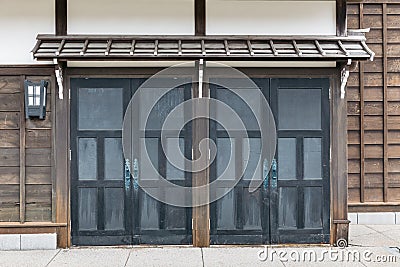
[348,1,400,204]
[0,77,21,221]
[0,76,53,222]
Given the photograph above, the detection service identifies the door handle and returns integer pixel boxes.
[125,159,131,190]
[132,158,139,190]
[271,159,278,189]
[263,159,269,190]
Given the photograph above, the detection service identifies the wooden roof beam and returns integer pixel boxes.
[292,40,302,56]
[269,40,278,56]
[247,40,254,56]
[105,40,112,56]
[154,40,159,56]
[80,40,89,56]
[224,40,230,56]
[178,40,182,56]
[337,40,350,56]
[55,39,66,56]
[314,40,326,56]
[130,40,136,56]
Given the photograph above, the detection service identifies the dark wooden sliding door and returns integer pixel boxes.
[71,79,132,245]
[71,77,330,246]
[269,78,330,244]
[71,78,192,245]
[210,78,330,245]
[132,80,193,245]
[209,78,271,244]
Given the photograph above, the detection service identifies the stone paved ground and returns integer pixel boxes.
[0,225,399,267]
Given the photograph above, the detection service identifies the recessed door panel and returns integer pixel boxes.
[270,78,330,244]
[210,78,269,244]
[71,78,132,245]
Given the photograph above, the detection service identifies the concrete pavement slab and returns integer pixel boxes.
[366,225,400,233]
[379,230,400,244]
[272,247,365,267]
[349,225,378,237]
[1,224,400,266]
[349,229,398,247]
[0,249,59,267]
[202,247,285,267]
[126,247,202,267]
[47,248,130,267]
[359,247,400,267]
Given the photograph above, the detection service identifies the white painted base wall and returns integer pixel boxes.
[349,212,400,225]
[0,234,57,251]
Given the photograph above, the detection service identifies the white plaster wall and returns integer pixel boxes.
[207,1,336,35]
[0,0,54,64]
[68,0,195,35]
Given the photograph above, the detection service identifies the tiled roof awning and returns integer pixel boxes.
[32,34,375,61]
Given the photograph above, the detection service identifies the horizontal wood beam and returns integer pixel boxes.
[0,222,67,228]
[0,66,55,76]
[349,203,400,212]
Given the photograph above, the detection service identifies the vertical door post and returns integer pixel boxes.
[332,66,350,246]
[192,60,210,247]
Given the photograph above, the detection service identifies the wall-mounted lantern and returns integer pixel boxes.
[24,80,48,119]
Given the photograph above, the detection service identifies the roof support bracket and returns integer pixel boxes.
[198,59,204,98]
[55,61,64,100]
[340,59,353,99]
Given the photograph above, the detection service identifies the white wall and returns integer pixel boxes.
[68,0,195,35]
[0,0,54,64]
[207,0,336,35]
[69,0,335,36]
[0,0,336,65]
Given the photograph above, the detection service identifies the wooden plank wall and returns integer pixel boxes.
[0,75,54,222]
[347,0,400,206]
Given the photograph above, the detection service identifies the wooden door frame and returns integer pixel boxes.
[56,65,347,247]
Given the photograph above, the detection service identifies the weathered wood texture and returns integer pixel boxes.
[192,61,210,247]
[0,75,53,222]
[347,1,400,207]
